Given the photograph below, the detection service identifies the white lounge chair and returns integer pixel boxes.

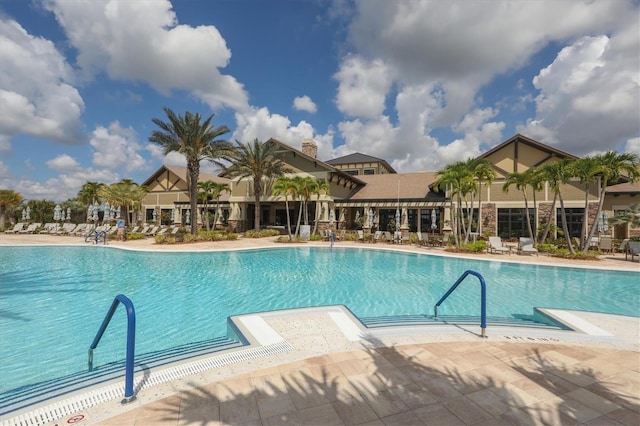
[357,230,364,242]
[5,223,24,234]
[488,236,512,255]
[19,223,40,234]
[519,237,538,256]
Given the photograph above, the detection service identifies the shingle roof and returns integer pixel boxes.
[606,181,640,194]
[348,172,441,200]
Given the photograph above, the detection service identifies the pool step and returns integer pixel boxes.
[0,336,242,418]
[360,314,566,330]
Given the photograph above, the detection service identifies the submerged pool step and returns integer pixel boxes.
[360,315,565,330]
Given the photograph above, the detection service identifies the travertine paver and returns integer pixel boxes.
[83,342,638,425]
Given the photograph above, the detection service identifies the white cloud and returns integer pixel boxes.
[90,122,147,172]
[623,137,640,157]
[293,95,317,113]
[0,19,85,145]
[46,154,80,172]
[233,107,334,160]
[334,56,391,119]
[43,0,249,112]
[520,29,640,155]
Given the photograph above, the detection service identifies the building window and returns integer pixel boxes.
[557,208,584,238]
[363,168,375,175]
[344,170,359,176]
[497,208,535,239]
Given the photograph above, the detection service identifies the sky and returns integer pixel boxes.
[0,0,639,202]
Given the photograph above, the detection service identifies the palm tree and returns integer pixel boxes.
[541,159,576,254]
[77,182,105,206]
[434,161,474,246]
[99,180,149,225]
[273,176,297,240]
[608,203,640,227]
[149,107,231,234]
[311,179,330,235]
[584,152,640,249]
[197,180,217,231]
[221,139,291,231]
[502,169,537,241]
[467,158,496,237]
[211,182,230,230]
[0,189,23,229]
[570,157,605,252]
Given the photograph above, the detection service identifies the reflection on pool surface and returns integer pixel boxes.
[1,246,638,396]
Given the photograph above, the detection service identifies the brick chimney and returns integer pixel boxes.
[301,138,318,159]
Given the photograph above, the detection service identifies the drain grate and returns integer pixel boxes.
[1,340,293,426]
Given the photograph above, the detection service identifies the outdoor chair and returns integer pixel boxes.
[598,236,613,253]
[383,231,392,243]
[18,223,40,234]
[626,241,640,261]
[357,230,364,242]
[488,236,512,255]
[518,237,538,255]
[416,232,428,246]
[401,232,411,245]
[374,230,382,243]
[5,223,24,234]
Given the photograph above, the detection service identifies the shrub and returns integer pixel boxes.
[183,233,196,243]
[310,233,322,241]
[343,232,358,241]
[127,232,146,240]
[459,241,487,253]
[154,234,167,244]
[244,229,280,238]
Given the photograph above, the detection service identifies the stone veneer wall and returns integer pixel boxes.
[481,203,496,236]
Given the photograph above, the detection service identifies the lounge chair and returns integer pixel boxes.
[618,238,630,254]
[5,223,24,234]
[374,230,382,243]
[626,241,640,261]
[598,236,613,253]
[401,231,411,245]
[357,230,364,242]
[488,236,512,255]
[146,226,159,236]
[19,223,40,234]
[518,237,538,256]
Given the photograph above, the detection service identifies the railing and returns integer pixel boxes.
[85,229,107,244]
[434,270,487,338]
[88,294,136,402]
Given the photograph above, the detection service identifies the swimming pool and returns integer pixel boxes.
[1,245,637,401]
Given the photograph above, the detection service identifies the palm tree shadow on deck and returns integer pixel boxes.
[149,335,637,425]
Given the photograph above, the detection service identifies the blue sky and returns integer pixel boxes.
[1,0,638,201]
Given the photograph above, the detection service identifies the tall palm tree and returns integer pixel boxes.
[584,152,640,249]
[502,170,536,240]
[467,158,496,237]
[311,179,330,235]
[197,180,217,231]
[542,159,576,254]
[434,161,474,246]
[221,139,291,231]
[570,157,605,251]
[77,182,105,206]
[98,180,148,225]
[211,181,230,230]
[273,176,297,240]
[0,189,23,229]
[149,107,231,234]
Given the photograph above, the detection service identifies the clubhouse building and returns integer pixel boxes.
[141,134,640,239]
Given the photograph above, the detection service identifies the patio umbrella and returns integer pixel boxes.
[87,205,94,222]
[431,209,437,232]
[355,210,360,225]
[329,209,335,227]
[116,206,121,218]
[395,208,400,229]
[66,208,71,222]
[25,206,30,221]
[597,213,609,232]
[368,208,374,227]
[21,209,26,221]
[54,204,61,221]
[170,209,175,222]
[185,210,191,225]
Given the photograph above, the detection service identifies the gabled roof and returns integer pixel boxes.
[480,133,579,162]
[326,152,397,173]
[347,172,443,201]
[265,138,365,187]
[606,181,640,194]
[142,165,232,201]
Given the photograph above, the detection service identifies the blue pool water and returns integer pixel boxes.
[0,246,638,397]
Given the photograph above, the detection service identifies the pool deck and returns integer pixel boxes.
[1,234,638,426]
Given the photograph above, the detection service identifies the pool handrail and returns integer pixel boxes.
[434,270,487,338]
[88,294,136,402]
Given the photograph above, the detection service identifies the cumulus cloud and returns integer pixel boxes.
[293,95,317,113]
[0,19,85,145]
[46,154,81,172]
[90,122,147,172]
[520,30,640,156]
[331,0,637,165]
[233,107,334,160]
[334,56,391,119]
[43,0,249,111]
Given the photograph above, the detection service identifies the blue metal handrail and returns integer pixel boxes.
[88,294,136,402]
[85,229,107,244]
[434,270,487,338]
